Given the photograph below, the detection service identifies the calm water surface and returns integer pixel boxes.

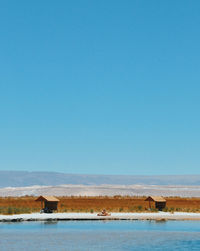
[0,220,200,250]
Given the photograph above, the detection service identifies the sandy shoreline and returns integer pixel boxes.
[1,212,200,222]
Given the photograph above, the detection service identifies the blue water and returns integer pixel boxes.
[0,220,200,250]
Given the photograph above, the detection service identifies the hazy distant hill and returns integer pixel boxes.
[0,171,200,188]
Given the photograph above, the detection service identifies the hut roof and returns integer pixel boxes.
[145,196,166,202]
[35,196,59,202]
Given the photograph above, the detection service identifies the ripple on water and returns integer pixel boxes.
[0,221,200,251]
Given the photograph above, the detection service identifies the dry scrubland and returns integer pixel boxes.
[0,196,200,215]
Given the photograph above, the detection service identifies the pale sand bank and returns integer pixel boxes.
[2,184,200,197]
[1,212,200,222]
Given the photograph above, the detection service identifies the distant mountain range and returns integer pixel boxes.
[0,171,200,188]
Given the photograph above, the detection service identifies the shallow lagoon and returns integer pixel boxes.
[0,220,200,250]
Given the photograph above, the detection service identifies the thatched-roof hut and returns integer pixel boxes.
[145,196,166,211]
[35,196,59,212]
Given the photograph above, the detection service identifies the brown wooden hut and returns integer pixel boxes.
[145,196,166,211]
[35,196,59,212]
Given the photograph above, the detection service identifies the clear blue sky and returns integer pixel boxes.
[0,0,200,175]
